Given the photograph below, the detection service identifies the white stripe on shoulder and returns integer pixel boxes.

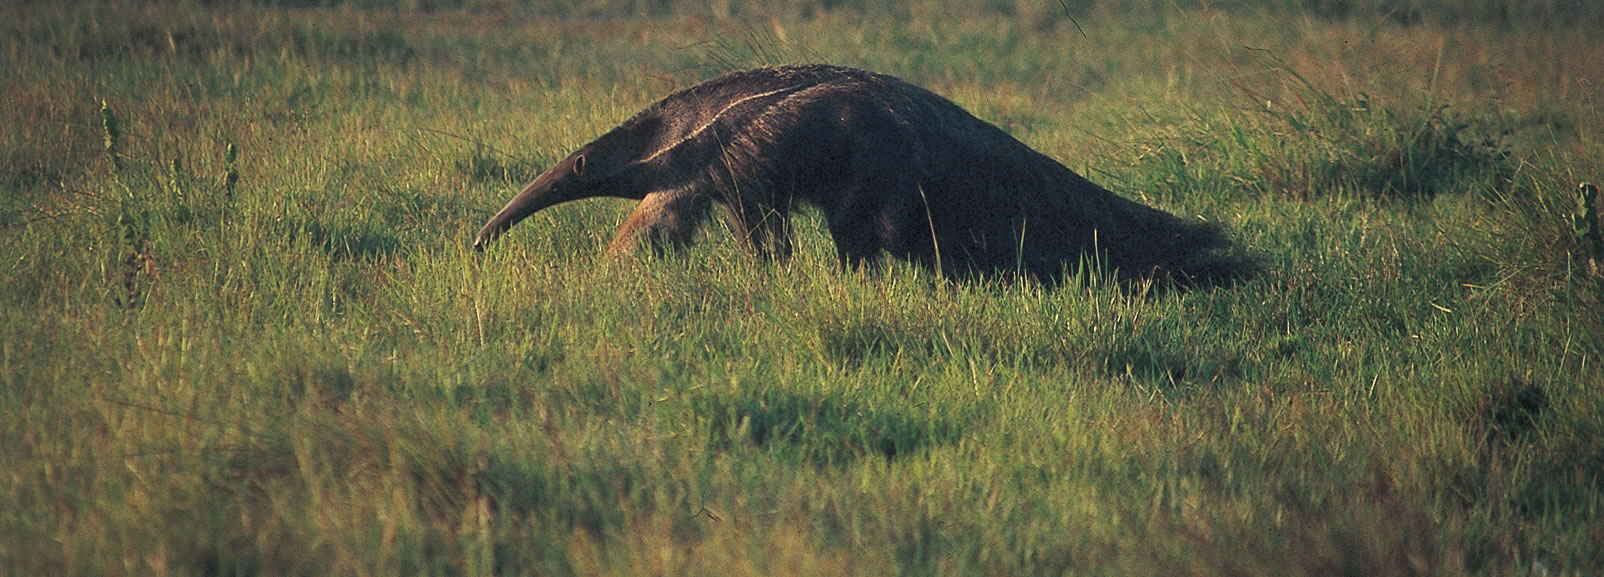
[634,85,810,166]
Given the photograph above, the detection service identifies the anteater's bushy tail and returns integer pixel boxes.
[1098,199,1257,289]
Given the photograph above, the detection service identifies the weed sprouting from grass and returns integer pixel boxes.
[222,141,239,200]
[165,156,186,203]
[115,210,156,310]
[1576,183,1603,276]
[100,99,123,174]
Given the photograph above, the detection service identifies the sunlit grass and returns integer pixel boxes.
[2,1,1601,575]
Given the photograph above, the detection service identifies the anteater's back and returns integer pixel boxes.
[696,65,1233,283]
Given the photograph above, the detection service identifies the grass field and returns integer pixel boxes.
[3,1,1602,575]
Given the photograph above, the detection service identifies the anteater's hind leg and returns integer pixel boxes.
[825,174,924,272]
[826,197,887,270]
[822,107,927,272]
[824,156,926,271]
[607,188,713,256]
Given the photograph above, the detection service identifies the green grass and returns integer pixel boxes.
[4,1,1602,575]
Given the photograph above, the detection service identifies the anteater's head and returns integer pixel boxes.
[473,110,669,252]
[472,152,591,251]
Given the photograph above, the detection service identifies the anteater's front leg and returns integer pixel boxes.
[607,188,713,256]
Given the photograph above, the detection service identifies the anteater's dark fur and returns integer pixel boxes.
[475,64,1243,286]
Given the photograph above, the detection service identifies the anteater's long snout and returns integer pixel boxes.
[473,207,524,252]
[473,175,558,252]
[472,221,507,252]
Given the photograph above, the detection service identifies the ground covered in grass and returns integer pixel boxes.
[3,1,1602,575]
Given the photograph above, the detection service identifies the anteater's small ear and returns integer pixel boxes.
[572,154,586,176]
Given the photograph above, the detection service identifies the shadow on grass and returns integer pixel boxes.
[292,218,400,261]
[695,388,963,467]
[817,317,941,366]
[1099,330,1243,393]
